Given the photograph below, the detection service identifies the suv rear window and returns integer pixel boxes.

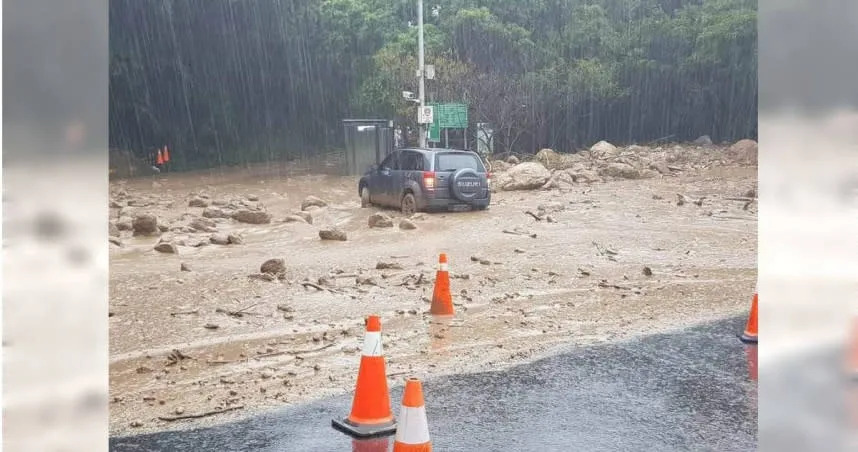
[434,153,485,172]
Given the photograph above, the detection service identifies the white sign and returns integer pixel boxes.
[425,65,435,80]
[418,106,434,124]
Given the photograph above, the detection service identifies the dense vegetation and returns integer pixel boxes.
[109,0,757,170]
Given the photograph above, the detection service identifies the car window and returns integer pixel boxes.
[380,151,399,170]
[400,151,424,171]
[435,153,484,172]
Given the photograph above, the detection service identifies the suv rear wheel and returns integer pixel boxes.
[400,192,417,216]
[360,186,371,208]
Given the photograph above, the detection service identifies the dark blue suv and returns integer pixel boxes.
[358,148,491,215]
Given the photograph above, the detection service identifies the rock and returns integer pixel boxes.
[202,207,231,219]
[506,155,520,165]
[130,421,143,428]
[590,140,618,157]
[109,222,120,237]
[491,160,511,172]
[260,258,286,274]
[534,149,562,169]
[292,211,313,224]
[203,324,219,330]
[728,139,758,164]
[569,170,602,184]
[116,217,133,231]
[500,162,551,191]
[109,199,123,208]
[693,135,713,146]
[154,242,178,254]
[599,162,640,179]
[376,262,404,270]
[210,233,230,245]
[232,209,272,224]
[368,213,394,228]
[283,215,308,224]
[301,196,327,211]
[132,213,160,236]
[212,199,229,207]
[189,217,217,233]
[227,233,244,245]
[188,197,209,208]
[642,266,653,277]
[399,218,417,230]
[127,199,149,207]
[319,228,347,241]
[180,263,192,272]
[174,407,185,415]
[648,161,671,175]
[542,170,576,190]
[158,224,169,232]
[247,195,259,201]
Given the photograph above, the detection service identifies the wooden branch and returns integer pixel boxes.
[158,405,244,422]
[524,211,542,221]
[207,343,336,365]
[170,310,199,316]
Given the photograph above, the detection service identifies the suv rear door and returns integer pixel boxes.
[432,152,488,202]
[397,150,425,202]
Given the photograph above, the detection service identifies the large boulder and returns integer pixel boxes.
[209,233,230,245]
[202,207,232,219]
[590,140,618,158]
[569,169,602,184]
[132,213,160,236]
[232,209,272,224]
[188,197,209,208]
[368,213,394,228]
[319,228,347,241]
[260,258,286,274]
[491,160,511,172]
[506,155,520,165]
[399,218,418,230]
[301,196,328,211]
[541,170,577,190]
[109,222,120,238]
[728,139,758,164]
[154,242,178,254]
[600,162,640,179]
[499,162,551,191]
[189,217,217,233]
[116,216,133,231]
[693,135,713,146]
[534,149,562,170]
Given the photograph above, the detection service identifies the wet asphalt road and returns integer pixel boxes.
[111,316,757,451]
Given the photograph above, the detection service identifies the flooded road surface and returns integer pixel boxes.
[110,316,757,451]
[109,156,757,434]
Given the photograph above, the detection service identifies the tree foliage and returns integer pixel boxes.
[110,0,757,169]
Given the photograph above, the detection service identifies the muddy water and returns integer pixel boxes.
[109,162,757,435]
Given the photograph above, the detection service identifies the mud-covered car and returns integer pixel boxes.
[358,148,491,215]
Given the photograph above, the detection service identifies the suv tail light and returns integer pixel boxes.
[486,172,492,188]
[423,171,436,190]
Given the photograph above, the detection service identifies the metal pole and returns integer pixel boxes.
[417,0,427,148]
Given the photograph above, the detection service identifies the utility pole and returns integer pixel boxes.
[417,0,427,148]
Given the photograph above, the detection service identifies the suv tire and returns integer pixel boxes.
[360,186,371,208]
[401,192,417,216]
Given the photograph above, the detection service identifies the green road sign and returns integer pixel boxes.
[427,103,468,142]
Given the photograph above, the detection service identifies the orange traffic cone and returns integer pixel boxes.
[430,253,453,316]
[156,149,164,166]
[163,145,170,162]
[393,378,432,452]
[352,437,391,452]
[846,316,858,380]
[740,292,758,344]
[333,315,397,438]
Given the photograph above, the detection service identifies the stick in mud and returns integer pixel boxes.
[158,405,244,422]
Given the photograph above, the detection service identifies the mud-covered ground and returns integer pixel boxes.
[109,146,757,436]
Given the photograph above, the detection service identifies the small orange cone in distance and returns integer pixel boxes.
[740,293,758,344]
[393,378,432,452]
[430,253,453,316]
[846,316,858,380]
[163,146,170,162]
[332,315,397,438]
[156,149,164,165]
